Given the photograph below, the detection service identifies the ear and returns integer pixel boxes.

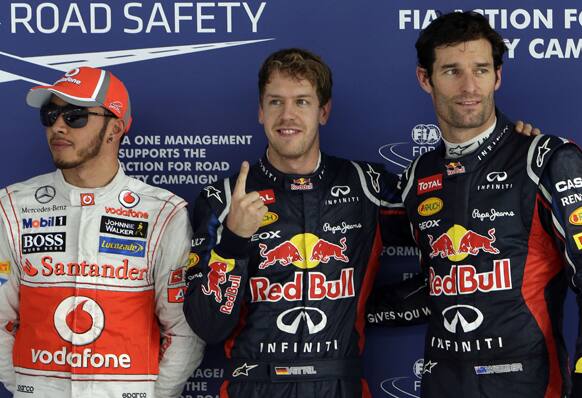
[110,118,126,142]
[258,102,265,125]
[319,99,332,126]
[494,65,502,91]
[416,67,433,95]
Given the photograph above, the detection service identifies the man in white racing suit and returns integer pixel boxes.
[0,66,204,398]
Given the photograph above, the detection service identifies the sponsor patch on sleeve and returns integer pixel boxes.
[576,357,582,373]
[573,232,582,250]
[168,268,185,285]
[168,287,186,303]
[0,261,10,274]
[187,253,200,270]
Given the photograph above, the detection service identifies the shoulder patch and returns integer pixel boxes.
[527,135,569,184]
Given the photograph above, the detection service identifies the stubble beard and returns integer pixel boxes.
[441,93,495,131]
[53,122,108,170]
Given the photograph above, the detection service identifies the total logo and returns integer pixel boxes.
[379,124,441,173]
[258,234,349,270]
[427,225,499,262]
[118,190,140,208]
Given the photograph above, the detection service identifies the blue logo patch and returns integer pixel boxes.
[99,236,146,257]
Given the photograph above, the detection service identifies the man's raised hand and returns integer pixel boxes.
[225,161,267,238]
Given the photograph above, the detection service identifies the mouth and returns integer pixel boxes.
[276,128,302,137]
[50,139,74,150]
[455,99,481,107]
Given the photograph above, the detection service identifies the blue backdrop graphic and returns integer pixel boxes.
[0,1,581,397]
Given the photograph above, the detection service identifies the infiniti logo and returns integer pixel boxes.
[276,306,327,334]
[34,185,56,204]
[442,304,484,333]
[486,171,508,182]
[331,186,350,197]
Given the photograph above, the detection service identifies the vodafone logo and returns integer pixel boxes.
[119,190,140,208]
[65,68,81,77]
[80,193,95,206]
[54,296,104,345]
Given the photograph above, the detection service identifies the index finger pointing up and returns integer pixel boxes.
[233,161,250,197]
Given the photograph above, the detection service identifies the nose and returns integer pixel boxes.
[280,101,297,121]
[460,72,478,94]
[50,113,69,134]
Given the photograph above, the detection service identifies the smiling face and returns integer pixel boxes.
[417,38,502,142]
[45,96,112,169]
[259,71,330,173]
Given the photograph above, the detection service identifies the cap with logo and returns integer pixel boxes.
[26,67,132,132]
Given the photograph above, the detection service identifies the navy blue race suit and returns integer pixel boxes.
[184,153,415,398]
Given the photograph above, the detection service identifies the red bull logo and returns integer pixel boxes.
[259,234,350,270]
[202,261,228,302]
[429,259,512,296]
[290,178,313,191]
[428,225,499,262]
[310,237,348,263]
[259,242,303,269]
[445,161,465,176]
[250,268,355,302]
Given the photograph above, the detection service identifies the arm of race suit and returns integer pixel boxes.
[153,207,205,398]
[0,217,19,393]
[183,186,250,344]
[539,143,582,396]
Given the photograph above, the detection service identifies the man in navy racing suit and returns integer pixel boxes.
[372,11,582,397]
[183,48,416,398]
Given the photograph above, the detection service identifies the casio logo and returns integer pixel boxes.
[555,178,582,192]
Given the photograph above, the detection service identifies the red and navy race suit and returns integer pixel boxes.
[183,153,411,398]
[396,112,582,397]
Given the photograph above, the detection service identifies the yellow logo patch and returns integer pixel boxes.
[418,197,443,217]
[260,212,279,227]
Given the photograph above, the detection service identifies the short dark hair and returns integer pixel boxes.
[416,11,507,78]
[258,48,332,107]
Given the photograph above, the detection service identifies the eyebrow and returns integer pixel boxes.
[265,93,315,98]
[440,62,493,69]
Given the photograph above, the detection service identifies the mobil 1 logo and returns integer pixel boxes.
[21,232,66,254]
[100,216,148,238]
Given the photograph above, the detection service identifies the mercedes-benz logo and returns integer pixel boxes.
[442,304,484,334]
[276,306,327,334]
[35,185,56,204]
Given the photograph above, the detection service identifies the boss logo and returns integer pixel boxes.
[21,232,66,254]
[17,384,34,393]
